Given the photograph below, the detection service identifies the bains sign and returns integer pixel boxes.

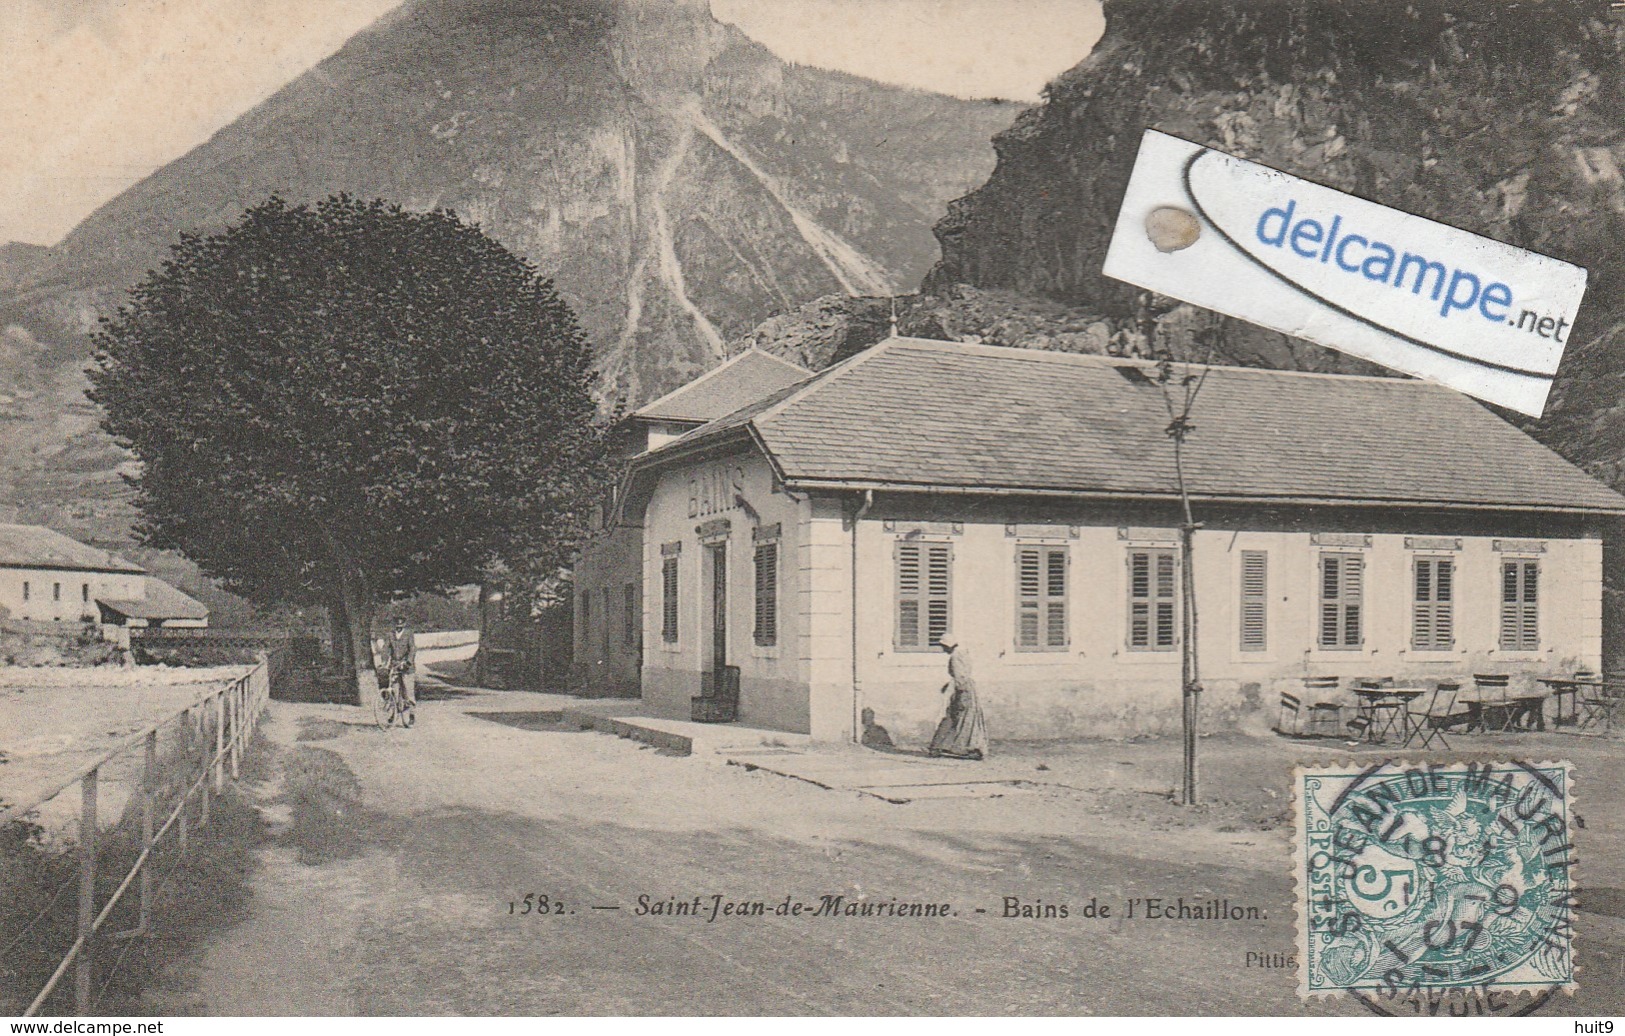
[1102,129,1588,417]
[688,464,745,519]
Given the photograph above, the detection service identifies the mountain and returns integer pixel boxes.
[0,0,1018,540]
[922,0,1625,406]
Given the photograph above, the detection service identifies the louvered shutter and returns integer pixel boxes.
[1017,546,1068,650]
[1500,560,1539,650]
[1411,557,1453,650]
[1155,551,1177,648]
[1520,562,1538,650]
[1016,547,1041,648]
[1128,548,1176,650]
[1239,550,1267,651]
[753,541,778,647]
[1341,554,1363,647]
[1045,548,1068,648]
[1128,551,1151,648]
[926,544,952,647]
[661,556,679,643]
[1319,553,1363,648]
[896,543,921,648]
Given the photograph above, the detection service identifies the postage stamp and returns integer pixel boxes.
[1295,760,1576,1003]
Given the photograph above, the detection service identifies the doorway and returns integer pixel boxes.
[707,542,727,674]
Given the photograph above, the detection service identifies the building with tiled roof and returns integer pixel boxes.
[619,337,1625,741]
[565,350,813,697]
[0,523,208,630]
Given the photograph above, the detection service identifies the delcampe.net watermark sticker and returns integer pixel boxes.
[1294,760,1576,1014]
[1102,129,1588,417]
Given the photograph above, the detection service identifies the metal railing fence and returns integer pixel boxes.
[0,656,273,1015]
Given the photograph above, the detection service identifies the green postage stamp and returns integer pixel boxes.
[1295,760,1576,1001]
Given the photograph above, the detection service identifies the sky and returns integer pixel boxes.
[0,0,1103,247]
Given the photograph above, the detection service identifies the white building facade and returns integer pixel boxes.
[624,339,1624,742]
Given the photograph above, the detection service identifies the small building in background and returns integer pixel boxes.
[0,524,208,632]
[571,350,812,696]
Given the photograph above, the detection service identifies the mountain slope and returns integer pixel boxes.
[924,0,1625,393]
[0,0,1017,539]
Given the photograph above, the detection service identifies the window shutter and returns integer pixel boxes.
[1319,553,1363,649]
[1128,551,1150,648]
[753,541,778,647]
[1016,547,1041,648]
[1520,562,1538,650]
[1501,560,1539,650]
[926,544,952,647]
[1239,550,1267,651]
[1341,554,1362,648]
[896,543,921,648]
[624,583,639,649]
[1410,557,1452,650]
[661,556,679,643]
[1435,559,1454,647]
[1155,551,1176,648]
[1045,548,1068,648]
[1128,548,1176,650]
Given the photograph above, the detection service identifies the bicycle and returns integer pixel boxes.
[372,662,416,730]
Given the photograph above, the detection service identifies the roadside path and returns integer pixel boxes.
[147,677,1625,1015]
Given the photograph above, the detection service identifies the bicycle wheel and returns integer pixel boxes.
[372,682,392,729]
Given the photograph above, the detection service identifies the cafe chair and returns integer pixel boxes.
[1578,674,1625,733]
[1402,682,1460,750]
[1472,673,1513,732]
[1279,678,1345,737]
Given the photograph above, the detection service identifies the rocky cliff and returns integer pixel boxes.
[923,0,1625,418]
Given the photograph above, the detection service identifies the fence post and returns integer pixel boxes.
[214,691,225,793]
[229,679,240,780]
[140,729,156,935]
[76,767,98,1013]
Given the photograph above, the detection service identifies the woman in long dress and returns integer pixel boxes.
[928,633,989,760]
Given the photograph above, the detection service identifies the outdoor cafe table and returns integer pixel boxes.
[1537,678,1592,729]
[1461,686,1550,732]
[1352,686,1425,744]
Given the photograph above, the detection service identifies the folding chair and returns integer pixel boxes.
[1579,675,1625,733]
[1277,690,1303,735]
[1472,673,1513,732]
[1301,676,1344,737]
[1402,682,1459,750]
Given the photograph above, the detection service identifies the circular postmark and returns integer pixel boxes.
[1298,760,1575,1015]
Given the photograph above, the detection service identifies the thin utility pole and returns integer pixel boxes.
[1156,348,1213,807]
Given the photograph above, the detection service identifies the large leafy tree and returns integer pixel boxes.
[89,195,609,702]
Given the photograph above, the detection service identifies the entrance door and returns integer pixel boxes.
[708,543,727,674]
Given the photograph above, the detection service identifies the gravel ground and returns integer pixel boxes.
[141,671,1625,1016]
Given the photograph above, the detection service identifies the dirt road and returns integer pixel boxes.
[147,678,1625,1016]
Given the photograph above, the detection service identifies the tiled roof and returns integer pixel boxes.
[634,349,813,423]
[657,337,1625,513]
[0,525,146,573]
[98,579,209,622]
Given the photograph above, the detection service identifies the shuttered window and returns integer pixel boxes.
[623,583,639,649]
[1127,549,1177,650]
[1500,559,1539,651]
[1239,550,1267,652]
[661,555,679,643]
[896,541,952,649]
[1411,557,1454,650]
[1318,553,1363,649]
[753,541,778,647]
[1015,545,1068,650]
[580,592,591,651]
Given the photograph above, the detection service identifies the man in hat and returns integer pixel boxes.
[928,633,988,759]
[385,615,418,716]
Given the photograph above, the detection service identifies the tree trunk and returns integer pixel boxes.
[474,582,492,687]
[334,561,376,707]
[326,600,354,684]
